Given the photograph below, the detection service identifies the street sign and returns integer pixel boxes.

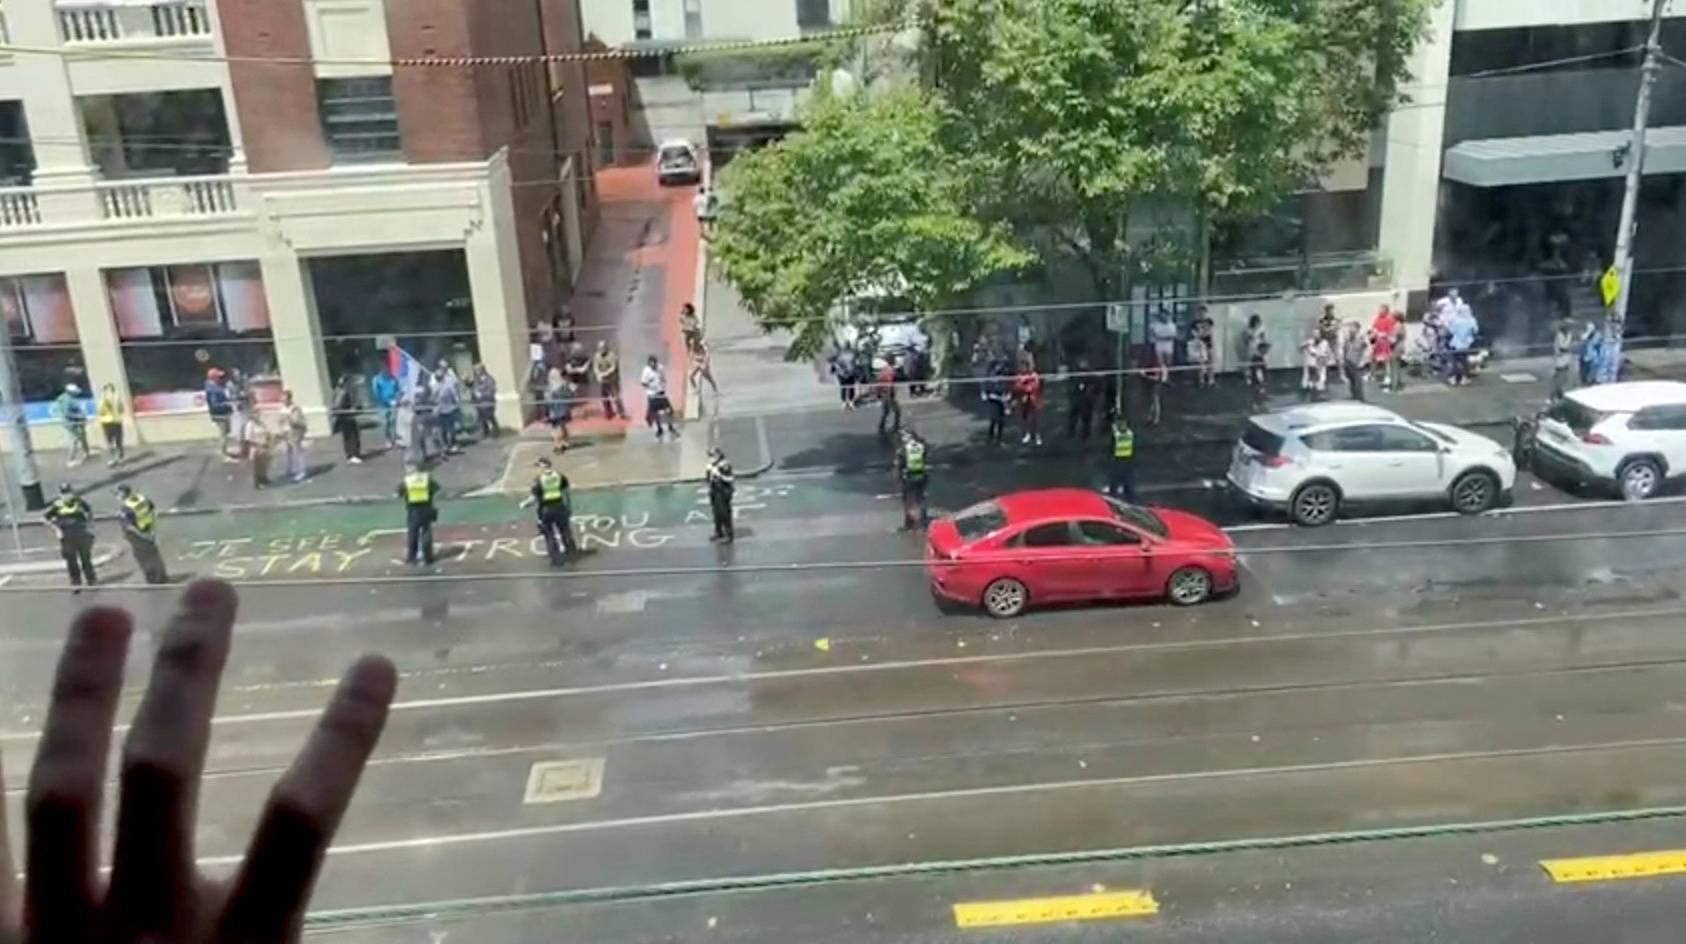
[1106,302,1128,333]
[1600,265,1620,308]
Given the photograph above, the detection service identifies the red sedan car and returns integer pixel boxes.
[925,488,1238,618]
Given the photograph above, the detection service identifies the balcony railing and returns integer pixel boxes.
[57,0,211,45]
[95,176,238,220]
[0,188,41,227]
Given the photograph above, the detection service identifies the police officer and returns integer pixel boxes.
[116,483,168,584]
[43,483,96,591]
[519,457,578,565]
[397,463,439,565]
[895,429,929,531]
[1108,417,1137,503]
[705,447,735,543]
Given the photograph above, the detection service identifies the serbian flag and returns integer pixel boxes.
[387,345,428,396]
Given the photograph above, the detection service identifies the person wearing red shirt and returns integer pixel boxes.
[1370,305,1403,391]
[1012,364,1044,446]
[875,359,902,436]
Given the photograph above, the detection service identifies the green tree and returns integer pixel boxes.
[925,0,1432,295]
[711,87,1030,357]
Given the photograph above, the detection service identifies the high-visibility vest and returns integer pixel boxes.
[51,497,88,522]
[123,494,156,533]
[538,469,565,503]
[904,441,927,474]
[404,472,433,505]
[1113,424,1135,459]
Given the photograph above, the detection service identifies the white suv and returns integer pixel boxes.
[1532,381,1686,500]
[1228,402,1517,526]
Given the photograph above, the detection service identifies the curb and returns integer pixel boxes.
[0,544,124,577]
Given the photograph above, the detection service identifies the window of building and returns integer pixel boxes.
[107,262,277,414]
[80,89,232,178]
[317,77,402,162]
[795,0,830,32]
[683,0,703,39]
[0,102,36,186]
[0,274,87,419]
[307,250,478,390]
[632,0,652,40]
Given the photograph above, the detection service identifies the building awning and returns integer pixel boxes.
[1442,125,1686,188]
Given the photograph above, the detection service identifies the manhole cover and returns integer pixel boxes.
[523,758,605,804]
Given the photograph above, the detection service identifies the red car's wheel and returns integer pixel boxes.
[1166,566,1213,606]
[982,577,1028,619]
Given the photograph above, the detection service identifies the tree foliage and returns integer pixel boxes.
[711,88,1031,357]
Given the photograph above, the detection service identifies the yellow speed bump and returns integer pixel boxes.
[1540,850,1686,884]
[952,889,1158,928]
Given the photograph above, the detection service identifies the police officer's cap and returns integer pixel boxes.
[58,482,74,495]
[115,483,132,496]
[534,457,553,468]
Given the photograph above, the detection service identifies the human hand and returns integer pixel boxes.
[0,579,395,943]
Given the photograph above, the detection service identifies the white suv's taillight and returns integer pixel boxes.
[1259,454,1293,468]
[1580,430,1611,445]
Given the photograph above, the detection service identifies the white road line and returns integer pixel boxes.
[194,735,1686,866]
[1220,493,1686,534]
[7,603,1683,743]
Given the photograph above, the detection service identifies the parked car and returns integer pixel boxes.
[925,489,1238,619]
[1532,380,1686,500]
[1228,402,1516,526]
[655,139,701,186]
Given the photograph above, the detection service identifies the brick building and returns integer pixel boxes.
[0,0,599,446]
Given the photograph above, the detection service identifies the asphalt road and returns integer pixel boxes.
[4,458,1686,943]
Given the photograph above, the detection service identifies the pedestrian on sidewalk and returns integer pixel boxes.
[472,363,499,438]
[1370,305,1401,391]
[693,185,718,233]
[246,413,272,489]
[1578,321,1602,388]
[331,375,362,464]
[1241,314,1267,369]
[1190,308,1216,387]
[834,345,860,409]
[1317,303,1340,340]
[545,370,573,453]
[283,391,309,483]
[679,303,703,353]
[229,369,253,460]
[641,356,680,440]
[1149,311,1178,385]
[53,384,90,467]
[1299,331,1331,401]
[205,368,234,458]
[1446,300,1478,386]
[116,483,168,585]
[875,358,902,437]
[706,447,736,543]
[1012,359,1044,445]
[565,342,591,400]
[1248,341,1272,411]
[688,335,720,405]
[592,342,625,419]
[520,457,578,565]
[1144,351,1169,426]
[1341,321,1369,402]
[983,360,1010,444]
[95,383,125,466]
[895,430,929,531]
[399,463,439,565]
[370,364,400,449]
[434,363,463,455]
[1552,316,1577,399]
[411,378,438,464]
[1066,361,1097,440]
[44,483,96,591]
[1107,417,1137,503]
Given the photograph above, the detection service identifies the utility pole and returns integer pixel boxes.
[1607,0,1668,383]
[0,314,43,549]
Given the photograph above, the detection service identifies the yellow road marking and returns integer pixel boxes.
[1540,850,1686,884]
[952,890,1158,928]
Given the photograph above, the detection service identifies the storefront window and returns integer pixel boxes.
[308,250,478,395]
[0,273,88,422]
[107,261,279,414]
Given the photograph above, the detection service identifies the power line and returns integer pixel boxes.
[0,20,915,68]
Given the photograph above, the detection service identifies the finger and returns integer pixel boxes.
[1,750,14,933]
[22,606,132,944]
[218,655,395,942]
[105,579,236,939]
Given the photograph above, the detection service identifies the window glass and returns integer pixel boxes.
[317,77,402,162]
[952,501,1006,542]
[1376,426,1437,452]
[1077,520,1140,546]
[107,262,277,414]
[0,273,88,420]
[1015,522,1074,548]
